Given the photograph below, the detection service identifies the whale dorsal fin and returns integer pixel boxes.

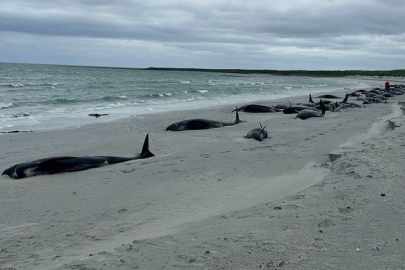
[342,93,349,103]
[320,99,326,115]
[140,134,154,158]
[235,108,241,124]
[309,93,314,103]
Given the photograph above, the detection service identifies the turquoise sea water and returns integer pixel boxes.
[0,63,368,131]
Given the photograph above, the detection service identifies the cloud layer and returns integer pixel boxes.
[1,0,405,69]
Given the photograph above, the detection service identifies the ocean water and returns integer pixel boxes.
[0,62,367,132]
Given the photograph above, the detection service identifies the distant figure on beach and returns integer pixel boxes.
[385,81,390,92]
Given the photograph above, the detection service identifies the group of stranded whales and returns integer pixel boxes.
[2,84,404,179]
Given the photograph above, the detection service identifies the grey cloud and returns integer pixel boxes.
[2,0,404,40]
[0,0,405,69]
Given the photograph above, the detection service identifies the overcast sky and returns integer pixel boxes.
[1,0,405,69]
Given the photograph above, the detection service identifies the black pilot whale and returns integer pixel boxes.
[244,123,268,141]
[2,134,154,179]
[166,110,243,131]
[295,99,326,120]
[232,104,279,113]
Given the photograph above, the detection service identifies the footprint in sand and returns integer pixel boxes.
[318,219,335,228]
[335,194,346,200]
[313,238,325,249]
[291,194,306,200]
[121,168,136,174]
[338,206,353,214]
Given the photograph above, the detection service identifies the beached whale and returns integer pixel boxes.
[283,105,319,114]
[329,93,350,110]
[232,104,279,113]
[293,93,317,107]
[316,94,342,99]
[274,104,289,110]
[166,110,243,131]
[334,103,364,111]
[315,103,333,111]
[295,109,324,120]
[244,123,268,141]
[295,100,326,120]
[2,134,154,179]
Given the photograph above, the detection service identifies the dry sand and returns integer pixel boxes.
[0,78,404,270]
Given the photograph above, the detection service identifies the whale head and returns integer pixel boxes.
[166,122,181,131]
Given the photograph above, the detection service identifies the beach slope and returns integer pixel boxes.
[0,85,404,270]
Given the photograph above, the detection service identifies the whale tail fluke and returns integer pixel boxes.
[140,134,154,159]
[258,122,267,133]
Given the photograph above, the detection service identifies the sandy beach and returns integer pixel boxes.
[1,77,404,270]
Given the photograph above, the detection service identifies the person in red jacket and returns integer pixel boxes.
[385,81,390,92]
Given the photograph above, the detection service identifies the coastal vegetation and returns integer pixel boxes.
[146,67,405,77]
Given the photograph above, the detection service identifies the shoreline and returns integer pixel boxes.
[0,78,404,269]
[0,76,374,133]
